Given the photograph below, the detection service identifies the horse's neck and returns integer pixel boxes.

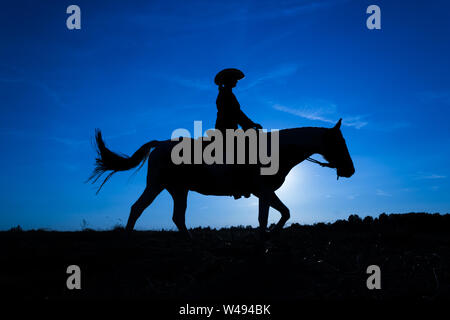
[279,127,327,171]
[280,127,327,151]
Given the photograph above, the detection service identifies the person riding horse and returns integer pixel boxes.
[214,68,262,132]
[214,68,262,199]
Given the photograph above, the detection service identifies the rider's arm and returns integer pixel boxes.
[237,109,262,130]
[229,91,262,130]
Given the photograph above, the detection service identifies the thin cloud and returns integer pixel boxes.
[376,189,392,197]
[273,104,368,129]
[164,63,300,91]
[228,0,345,23]
[241,64,300,90]
[274,104,335,124]
[130,0,349,32]
[0,77,67,109]
[50,129,138,147]
[0,128,138,147]
[373,121,411,132]
[161,75,212,91]
[419,90,450,105]
[414,173,447,180]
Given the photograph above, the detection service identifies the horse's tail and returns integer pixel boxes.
[87,129,159,194]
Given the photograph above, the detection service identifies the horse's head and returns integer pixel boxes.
[322,119,355,178]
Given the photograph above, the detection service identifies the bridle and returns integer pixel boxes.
[305,157,335,168]
[305,157,340,180]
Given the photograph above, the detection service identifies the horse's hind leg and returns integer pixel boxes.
[258,196,270,236]
[125,185,163,233]
[167,188,191,239]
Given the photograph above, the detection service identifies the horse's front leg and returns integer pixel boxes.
[255,191,290,237]
[167,187,192,240]
[267,192,290,234]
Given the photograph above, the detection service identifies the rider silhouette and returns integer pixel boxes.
[214,68,262,132]
[214,68,262,199]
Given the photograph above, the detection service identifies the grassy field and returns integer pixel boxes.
[1,213,449,301]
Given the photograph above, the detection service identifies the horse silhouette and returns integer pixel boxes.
[88,119,354,238]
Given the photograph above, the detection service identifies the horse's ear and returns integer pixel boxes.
[333,118,342,130]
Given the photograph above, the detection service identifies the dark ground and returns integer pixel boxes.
[1,213,450,302]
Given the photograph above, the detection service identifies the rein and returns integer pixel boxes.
[306,157,340,180]
[306,157,334,168]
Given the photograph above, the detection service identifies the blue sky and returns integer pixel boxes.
[1,0,449,230]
